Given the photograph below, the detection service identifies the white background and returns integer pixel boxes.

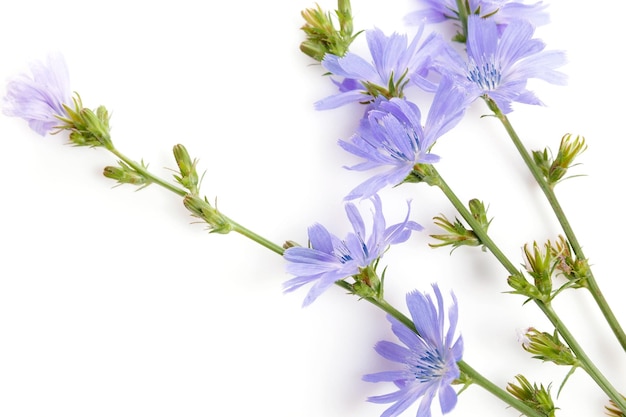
[0,1,624,416]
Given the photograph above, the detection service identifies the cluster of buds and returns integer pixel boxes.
[532,134,587,188]
[508,236,590,303]
[57,94,112,149]
[430,199,491,251]
[171,145,232,234]
[507,375,557,417]
[299,0,360,61]
[550,235,590,289]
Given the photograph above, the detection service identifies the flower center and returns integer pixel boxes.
[412,347,446,382]
[467,58,501,91]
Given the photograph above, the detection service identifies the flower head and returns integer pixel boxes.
[283,195,422,306]
[340,76,468,199]
[3,53,71,136]
[315,27,443,109]
[364,284,463,417]
[438,15,566,113]
[405,0,549,29]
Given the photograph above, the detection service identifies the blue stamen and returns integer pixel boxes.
[413,348,446,382]
[467,59,501,91]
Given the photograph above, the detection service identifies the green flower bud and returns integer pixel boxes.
[429,200,491,252]
[521,327,579,367]
[183,194,232,234]
[299,0,360,61]
[468,199,491,230]
[351,265,383,300]
[58,94,112,149]
[103,162,149,188]
[522,241,553,299]
[430,214,481,250]
[405,163,441,187]
[532,134,587,188]
[282,240,300,249]
[507,273,543,302]
[173,144,200,195]
[507,375,557,417]
[549,235,590,289]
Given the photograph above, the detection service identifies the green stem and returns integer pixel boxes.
[538,302,626,411]
[457,361,544,417]
[427,164,626,412]
[454,0,469,39]
[108,147,285,255]
[230,220,285,255]
[487,98,626,351]
[430,165,521,277]
[109,147,187,197]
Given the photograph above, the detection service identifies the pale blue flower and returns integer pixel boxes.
[3,54,71,136]
[364,284,463,417]
[315,27,444,109]
[405,0,549,28]
[283,195,422,306]
[437,15,566,113]
[340,76,469,200]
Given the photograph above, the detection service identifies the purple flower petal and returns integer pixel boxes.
[3,53,72,136]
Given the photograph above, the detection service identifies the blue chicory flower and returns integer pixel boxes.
[283,195,422,306]
[405,0,549,28]
[339,76,469,200]
[3,53,72,136]
[363,284,463,417]
[435,15,566,114]
[315,27,444,110]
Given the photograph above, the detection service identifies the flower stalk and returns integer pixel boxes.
[485,97,626,352]
[417,164,626,412]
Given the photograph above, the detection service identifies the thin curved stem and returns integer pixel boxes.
[537,302,626,410]
[109,147,187,197]
[107,146,284,255]
[487,98,626,351]
[425,165,626,412]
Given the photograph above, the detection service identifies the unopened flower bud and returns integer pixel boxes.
[103,162,148,187]
[521,327,578,367]
[429,213,481,251]
[532,134,587,188]
[299,0,359,61]
[183,194,232,234]
[507,274,543,301]
[522,241,553,299]
[352,265,383,300]
[282,240,300,249]
[58,95,112,149]
[549,235,589,289]
[468,199,491,230]
[173,144,199,194]
[507,375,557,417]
